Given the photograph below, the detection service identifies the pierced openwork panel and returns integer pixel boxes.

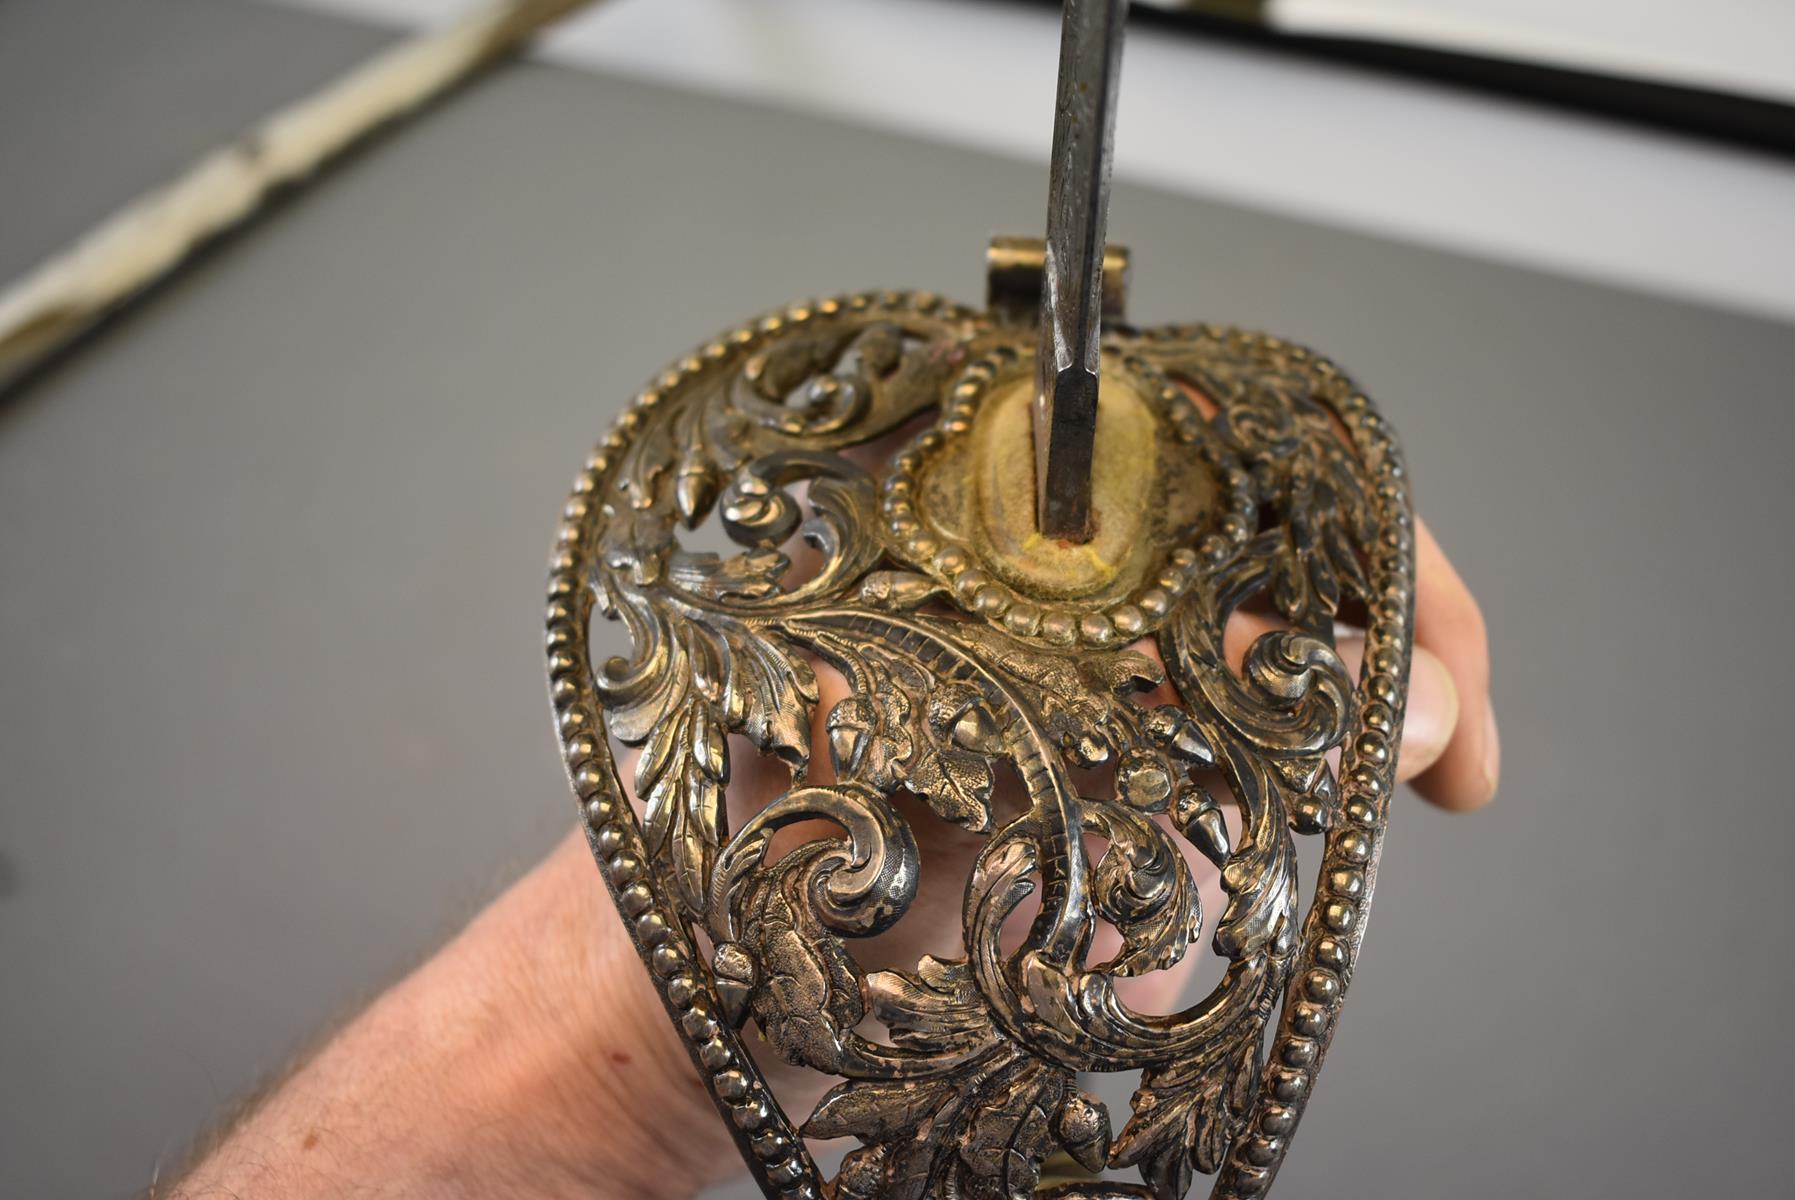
[546,292,1415,1199]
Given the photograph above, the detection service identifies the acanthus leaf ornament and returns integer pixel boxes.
[548,288,1416,1199]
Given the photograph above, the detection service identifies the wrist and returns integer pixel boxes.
[472,830,733,1200]
[173,831,733,1200]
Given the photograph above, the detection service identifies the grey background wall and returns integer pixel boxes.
[3,1,1792,1197]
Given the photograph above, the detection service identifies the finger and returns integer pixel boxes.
[1409,517,1498,810]
[1333,633,1459,783]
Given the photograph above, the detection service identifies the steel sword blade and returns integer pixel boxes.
[1034,0,1129,541]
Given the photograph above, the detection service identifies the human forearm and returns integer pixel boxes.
[168,834,725,1200]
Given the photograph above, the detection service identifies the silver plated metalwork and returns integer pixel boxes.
[546,290,1416,1199]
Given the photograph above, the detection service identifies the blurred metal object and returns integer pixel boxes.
[1035,0,1130,541]
[0,0,597,394]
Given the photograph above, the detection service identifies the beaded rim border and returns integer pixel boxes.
[879,342,1254,648]
[545,295,1415,1200]
[1148,323,1415,1198]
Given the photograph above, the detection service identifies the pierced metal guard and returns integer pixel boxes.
[550,295,1414,1199]
[548,3,1418,1198]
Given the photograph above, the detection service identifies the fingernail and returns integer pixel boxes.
[1400,646,1459,775]
[1480,706,1501,801]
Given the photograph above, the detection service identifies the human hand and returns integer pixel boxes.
[168,517,1493,1200]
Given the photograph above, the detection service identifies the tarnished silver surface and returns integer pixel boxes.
[1034,0,1129,541]
[547,291,1415,1199]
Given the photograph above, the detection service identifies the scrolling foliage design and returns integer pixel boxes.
[548,294,1416,1200]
